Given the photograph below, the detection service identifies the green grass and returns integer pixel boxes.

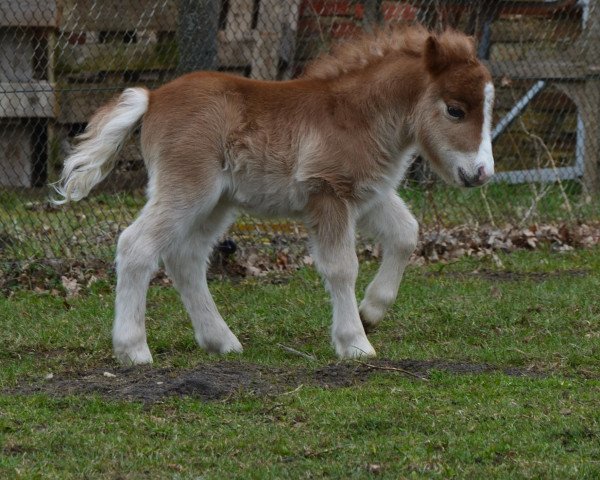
[2,376,598,478]
[0,190,145,259]
[1,247,599,478]
[400,179,598,226]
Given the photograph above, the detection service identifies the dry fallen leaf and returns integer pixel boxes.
[367,463,382,474]
[245,265,263,277]
[490,286,502,300]
[61,276,80,298]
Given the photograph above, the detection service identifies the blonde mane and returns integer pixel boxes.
[302,25,476,80]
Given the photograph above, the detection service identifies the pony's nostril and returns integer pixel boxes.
[459,166,489,187]
[477,165,489,183]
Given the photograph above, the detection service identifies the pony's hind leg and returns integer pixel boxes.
[357,191,418,330]
[113,203,172,364]
[306,194,375,358]
[162,203,242,354]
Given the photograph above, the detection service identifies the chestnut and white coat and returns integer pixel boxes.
[55,26,495,364]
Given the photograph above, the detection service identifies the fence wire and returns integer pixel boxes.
[0,0,598,262]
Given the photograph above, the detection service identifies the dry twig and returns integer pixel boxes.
[353,360,430,381]
[277,343,317,361]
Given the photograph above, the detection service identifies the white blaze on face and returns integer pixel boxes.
[421,80,496,187]
[476,82,495,179]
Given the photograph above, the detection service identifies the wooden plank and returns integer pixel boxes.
[56,41,178,75]
[52,124,144,169]
[495,88,576,113]
[57,34,256,123]
[0,120,32,187]
[486,60,588,80]
[56,35,256,80]
[223,0,255,41]
[0,82,55,118]
[53,0,297,80]
[251,0,304,80]
[573,0,600,192]
[0,0,59,28]
[491,17,580,43]
[57,85,119,124]
[497,0,578,17]
[56,37,256,123]
[217,32,256,69]
[0,28,35,82]
[250,31,280,79]
[251,0,282,80]
[279,0,303,79]
[59,0,178,32]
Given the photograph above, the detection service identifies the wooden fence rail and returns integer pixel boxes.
[0,0,301,187]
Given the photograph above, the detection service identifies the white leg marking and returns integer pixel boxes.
[310,216,375,359]
[358,192,418,329]
[163,205,242,355]
[113,207,163,365]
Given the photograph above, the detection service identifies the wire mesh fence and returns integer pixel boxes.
[0,0,598,264]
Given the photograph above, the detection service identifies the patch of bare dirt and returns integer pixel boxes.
[6,358,552,403]
[309,359,546,388]
[10,361,277,402]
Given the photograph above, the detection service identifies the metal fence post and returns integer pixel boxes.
[583,0,600,192]
[363,0,383,31]
[178,0,221,73]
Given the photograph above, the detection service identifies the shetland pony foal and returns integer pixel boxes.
[55,27,494,364]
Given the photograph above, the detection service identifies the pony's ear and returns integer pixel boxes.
[424,35,450,76]
[425,32,477,76]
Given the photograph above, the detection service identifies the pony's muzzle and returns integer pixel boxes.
[459,164,492,187]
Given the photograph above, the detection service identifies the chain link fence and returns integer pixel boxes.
[0,0,598,263]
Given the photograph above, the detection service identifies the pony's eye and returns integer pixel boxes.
[447,105,465,120]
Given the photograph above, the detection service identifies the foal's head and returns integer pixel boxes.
[414,31,494,187]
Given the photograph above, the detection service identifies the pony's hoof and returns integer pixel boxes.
[359,300,386,332]
[334,335,376,359]
[198,332,243,355]
[114,343,153,365]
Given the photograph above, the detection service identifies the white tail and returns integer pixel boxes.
[53,87,150,203]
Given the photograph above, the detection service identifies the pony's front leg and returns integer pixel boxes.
[358,191,419,330]
[306,195,375,358]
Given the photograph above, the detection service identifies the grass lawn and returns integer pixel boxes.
[1,246,599,478]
